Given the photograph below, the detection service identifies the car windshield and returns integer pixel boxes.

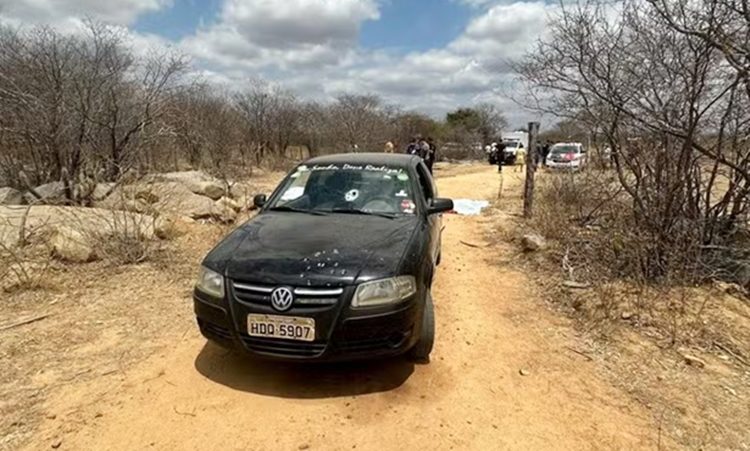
[551,145,579,154]
[268,163,417,216]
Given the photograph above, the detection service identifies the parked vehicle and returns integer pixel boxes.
[545,142,587,170]
[501,139,525,165]
[500,131,529,166]
[193,153,453,362]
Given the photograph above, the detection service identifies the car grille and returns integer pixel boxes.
[239,335,326,357]
[231,281,343,308]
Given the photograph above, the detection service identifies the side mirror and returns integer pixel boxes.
[253,194,267,208]
[427,198,453,215]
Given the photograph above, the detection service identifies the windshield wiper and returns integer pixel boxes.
[329,208,398,219]
[268,205,328,216]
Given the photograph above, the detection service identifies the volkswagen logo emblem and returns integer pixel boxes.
[270,287,294,312]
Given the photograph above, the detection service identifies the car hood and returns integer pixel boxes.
[219,212,417,287]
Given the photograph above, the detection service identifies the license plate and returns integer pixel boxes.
[247,314,315,342]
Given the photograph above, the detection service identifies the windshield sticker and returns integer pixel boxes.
[281,186,304,200]
[309,163,406,175]
[400,199,415,214]
[344,189,360,202]
[297,165,309,172]
[397,173,409,181]
[395,189,407,197]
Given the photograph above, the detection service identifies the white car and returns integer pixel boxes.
[545,143,587,170]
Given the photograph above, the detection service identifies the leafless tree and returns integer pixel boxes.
[475,103,509,142]
[234,79,293,164]
[516,0,750,283]
[329,94,388,151]
[0,21,188,203]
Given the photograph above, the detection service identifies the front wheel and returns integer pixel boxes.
[409,291,435,363]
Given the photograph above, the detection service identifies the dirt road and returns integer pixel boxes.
[24,165,664,450]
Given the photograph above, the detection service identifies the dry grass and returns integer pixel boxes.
[502,168,750,451]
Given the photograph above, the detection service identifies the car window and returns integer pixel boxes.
[415,163,434,204]
[271,164,417,215]
[551,145,580,154]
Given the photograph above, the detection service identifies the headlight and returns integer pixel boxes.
[195,266,225,298]
[352,276,416,308]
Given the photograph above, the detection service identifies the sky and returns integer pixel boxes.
[0,0,557,127]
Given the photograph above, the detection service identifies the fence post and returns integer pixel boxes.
[523,121,540,218]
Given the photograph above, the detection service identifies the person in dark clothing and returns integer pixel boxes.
[496,141,506,172]
[406,137,420,155]
[425,137,437,173]
[542,140,551,166]
[535,141,544,168]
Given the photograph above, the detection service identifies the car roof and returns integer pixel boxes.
[304,152,419,169]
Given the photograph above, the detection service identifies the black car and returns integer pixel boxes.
[193,153,453,362]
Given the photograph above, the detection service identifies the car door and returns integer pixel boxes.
[415,161,441,265]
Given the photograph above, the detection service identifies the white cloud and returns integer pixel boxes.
[0,0,170,27]
[223,0,379,49]
[451,2,554,70]
[180,0,379,71]
[0,0,554,126]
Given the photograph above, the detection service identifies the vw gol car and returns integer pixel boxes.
[193,153,453,362]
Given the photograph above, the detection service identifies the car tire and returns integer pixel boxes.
[409,291,435,363]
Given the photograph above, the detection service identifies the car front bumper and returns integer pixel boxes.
[193,288,422,362]
[545,160,582,170]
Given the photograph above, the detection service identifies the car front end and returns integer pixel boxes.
[194,268,426,361]
[546,147,585,170]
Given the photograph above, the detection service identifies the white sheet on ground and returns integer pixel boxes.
[452,199,490,216]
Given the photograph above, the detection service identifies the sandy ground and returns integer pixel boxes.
[0,164,675,451]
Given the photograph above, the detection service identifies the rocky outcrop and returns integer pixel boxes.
[0,187,24,205]
[150,171,225,200]
[24,182,66,205]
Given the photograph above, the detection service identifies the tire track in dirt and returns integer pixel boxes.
[25,165,667,450]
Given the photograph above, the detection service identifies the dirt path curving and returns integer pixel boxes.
[23,165,666,450]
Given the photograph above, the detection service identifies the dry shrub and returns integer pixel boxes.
[60,190,172,266]
[531,168,750,345]
[0,208,52,292]
[0,243,51,292]
[533,168,749,286]
[96,213,159,264]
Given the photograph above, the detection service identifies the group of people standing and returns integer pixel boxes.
[383,136,438,173]
[406,136,437,173]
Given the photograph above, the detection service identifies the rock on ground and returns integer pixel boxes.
[98,182,234,221]
[149,171,225,200]
[91,183,116,201]
[521,233,547,252]
[0,187,24,205]
[25,182,66,205]
[216,196,241,213]
[50,226,95,262]
[0,205,162,261]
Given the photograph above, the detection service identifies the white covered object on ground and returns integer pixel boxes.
[451,199,490,216]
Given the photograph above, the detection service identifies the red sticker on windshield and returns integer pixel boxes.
[401,199,415,213]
